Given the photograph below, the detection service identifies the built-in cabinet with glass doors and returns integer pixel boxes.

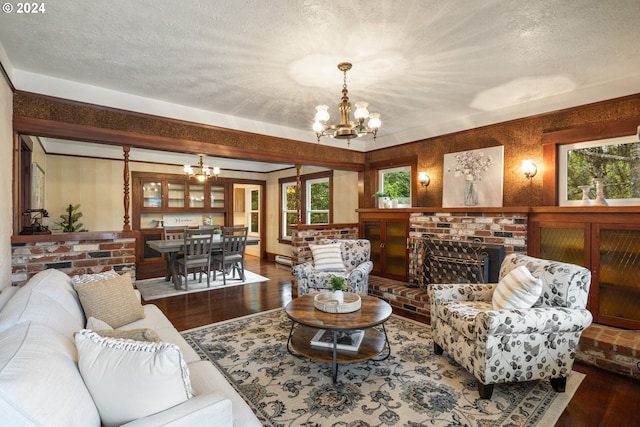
[133,172,229,279]
[359,211,409,280]
[528,209,640,330]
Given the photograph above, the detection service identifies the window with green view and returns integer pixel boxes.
[559,136,640,206]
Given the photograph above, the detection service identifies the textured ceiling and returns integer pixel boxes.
[1,0,640,157]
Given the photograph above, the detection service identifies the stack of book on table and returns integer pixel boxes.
[310,329,364,352]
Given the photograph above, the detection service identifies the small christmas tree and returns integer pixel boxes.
[55,204,88,232]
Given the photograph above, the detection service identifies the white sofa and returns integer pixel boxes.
[0,268,261,427]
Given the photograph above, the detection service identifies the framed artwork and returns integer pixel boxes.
[32,162,45,209]
[442,146,504,207]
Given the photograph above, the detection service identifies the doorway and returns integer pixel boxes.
[233,184,261,258]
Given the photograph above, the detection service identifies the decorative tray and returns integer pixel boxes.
[314,292,361,313]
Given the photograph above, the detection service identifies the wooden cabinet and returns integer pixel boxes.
[132,172,231,279]
[359,211,409,281]
[528,208,640,329]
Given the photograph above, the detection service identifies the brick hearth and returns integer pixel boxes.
[369,275,640,380]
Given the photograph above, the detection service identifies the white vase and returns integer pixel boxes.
[592,178,608,206]
[578,185,592,206]
[332,290,344,304]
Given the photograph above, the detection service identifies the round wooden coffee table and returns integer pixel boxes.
[285,294,392,383]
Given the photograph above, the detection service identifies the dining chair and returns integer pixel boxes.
[163,226,186,282]
[211,227,248,286]
[176,229,214,290]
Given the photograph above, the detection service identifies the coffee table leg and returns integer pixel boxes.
[332,330,338,384]
[373,323,392,361]
[286,321,297,356]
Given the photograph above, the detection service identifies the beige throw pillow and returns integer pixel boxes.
[492,265,543,310]
[74,273,145,328]
[75,330,193,427]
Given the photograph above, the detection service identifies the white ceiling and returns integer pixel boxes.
[1,0,640,159]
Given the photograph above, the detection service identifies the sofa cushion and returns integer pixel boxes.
[0,269,85,339]
[75,329,194,427]
[86,315,112,330]
[74,273,145,328]
[309,242,345,271]
[492,265,543,310]
[0,322,100,427]
[94,328,161,342]
[119,305,201,363]
[86,315,161,342]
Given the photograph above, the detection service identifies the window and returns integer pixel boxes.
[280,171,332,241]
[281,182,298,239]
[379,166,412,207]
[250,189,259,234]
[306,178,330,224]
[559,135,640,206]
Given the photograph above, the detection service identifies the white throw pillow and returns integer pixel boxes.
[492,265,543,310]
[75,330,194,427]
[310,243,345,271]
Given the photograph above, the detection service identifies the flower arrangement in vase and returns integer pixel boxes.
[329,275,347,304]
[448,151,494,206]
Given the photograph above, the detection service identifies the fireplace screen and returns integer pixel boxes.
[411,237,496,287]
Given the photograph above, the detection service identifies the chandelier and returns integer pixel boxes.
[312,62,381,145]
[184,155,219,182]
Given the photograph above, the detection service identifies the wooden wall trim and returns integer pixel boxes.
[541,118,640,145]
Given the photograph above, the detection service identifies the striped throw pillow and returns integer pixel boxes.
[492,265,543,310]
[310,243,346,271]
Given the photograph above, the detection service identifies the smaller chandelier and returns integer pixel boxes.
[184,155,220,182]
[312,62,381,145]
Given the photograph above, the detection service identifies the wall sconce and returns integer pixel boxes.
[521,160,537,179]
[418,171,431,187]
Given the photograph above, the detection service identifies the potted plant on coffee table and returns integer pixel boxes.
[329,275,347,304]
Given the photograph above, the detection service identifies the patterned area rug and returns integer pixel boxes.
[182,308,584,427]
[135,270,269,301]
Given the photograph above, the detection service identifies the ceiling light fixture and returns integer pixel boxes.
[312,62,381,145]
[184,155,219,182]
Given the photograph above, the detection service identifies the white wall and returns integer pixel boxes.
[0,77,12,290]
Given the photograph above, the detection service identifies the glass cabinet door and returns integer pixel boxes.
[189,184,205,208]
[385,221,408,277]
[167,183,185,208]
[597,226,640,326]
[142,181,162,208]
[210,185,225,208]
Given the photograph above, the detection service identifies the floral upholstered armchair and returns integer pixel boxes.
[293,239,373,296]
[427,253,593,399]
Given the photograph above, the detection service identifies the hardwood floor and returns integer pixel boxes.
[147,255,639,427]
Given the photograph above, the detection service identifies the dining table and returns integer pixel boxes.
[147,237,260,289]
